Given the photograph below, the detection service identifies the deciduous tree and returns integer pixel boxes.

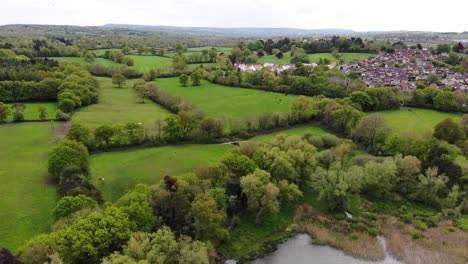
[112,73,126,88]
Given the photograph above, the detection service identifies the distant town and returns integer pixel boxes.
[235,48,468,92]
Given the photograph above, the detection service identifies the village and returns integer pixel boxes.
[340,48,468,91]
[235,49,468,92]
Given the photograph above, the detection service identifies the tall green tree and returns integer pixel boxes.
[10,103,26,121]
[48,140,89,180]
[179,74,189,87]
[66,123,91,146]
[112,73,126,88]
[0,102,11,122]
[38,106,48,120]
[190,71,202,86]
[94,125,114,147]
[433,118,464,144]
[191,192,227,244]
[240,169,280,221]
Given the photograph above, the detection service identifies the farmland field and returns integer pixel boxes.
[154,78,298,119]
[251,124,329,141]
[0,123,58,252]
[72,77,170,131]
[377,108,463,137]
[127,55,173,72]
[128,55,216,72]
[5,102,57,121]
[50,57,120,66]
[90,144,232,201]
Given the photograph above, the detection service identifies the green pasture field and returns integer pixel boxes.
[154,78,297,119]
[251,124,329,141]
[126,55,173,72]
[72,77,171,131]
[376,108,463,137]
[128,55,216,72]
[0,123,58,252]
[50,57,120,67]
[4,102,57,121]
[90,144,232,201]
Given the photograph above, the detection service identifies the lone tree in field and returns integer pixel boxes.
[179,74,189,86]
[190,71,202,86]
[10,103,26,121]
[0,102,11,122]
[37,106,48,120]
[112,73,126,88]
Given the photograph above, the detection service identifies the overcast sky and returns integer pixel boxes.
[1,0,467,32]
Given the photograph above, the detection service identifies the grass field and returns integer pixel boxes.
[5,102,57,121]
[154,78,297,119]
[50,57,120,67]
[90,144,232,201]
[127,55,173,72]
[377,108,463,137]
[0,123,58,252]
[259,52,373,64]
[251,124,329,141]
[72,77,170,131]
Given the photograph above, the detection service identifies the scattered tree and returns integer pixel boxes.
[112,73,126,88]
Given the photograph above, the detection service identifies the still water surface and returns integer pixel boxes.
[235,234,403,264]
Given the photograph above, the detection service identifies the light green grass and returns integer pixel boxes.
[128,55,216,72]
[258,53,293,64]
[90,144,232,201]
[259,52,373,64]
[50,57,120,67]
[340,53,374,62]
[0,123,58,252]
[251,125,329,141]
[376,108,463,137]
[127,55,173,72]
[5,102,57,121]
[72,77,170,131]
[154,78,298,119]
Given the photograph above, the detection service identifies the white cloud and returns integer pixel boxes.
[1,0,467,32]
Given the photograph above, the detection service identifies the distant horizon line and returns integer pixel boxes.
[0,23,467,34]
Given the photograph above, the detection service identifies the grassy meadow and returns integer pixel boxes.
[154,78,297,119]
[90,144,232,201]
[72,77,170,131]
[377,108,463,137]
[126,55,173,72]
[5,102,57,121]
[251,124,329,141]
[0,123,58,252]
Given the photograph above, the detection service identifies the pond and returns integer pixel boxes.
[226,234,403,264]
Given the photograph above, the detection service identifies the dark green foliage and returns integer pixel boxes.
[433,118,464,144]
